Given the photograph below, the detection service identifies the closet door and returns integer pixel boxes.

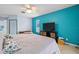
[9,20,17,35]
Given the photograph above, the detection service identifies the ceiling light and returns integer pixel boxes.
[21,4,37,14]
[26,9,32,14]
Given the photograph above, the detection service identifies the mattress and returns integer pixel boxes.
[12,34,60,54]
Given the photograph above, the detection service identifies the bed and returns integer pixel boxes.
[0,33,60,54]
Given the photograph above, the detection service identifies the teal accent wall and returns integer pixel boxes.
[32,5,79,45]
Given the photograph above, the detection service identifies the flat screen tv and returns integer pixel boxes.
[43,22,55,32]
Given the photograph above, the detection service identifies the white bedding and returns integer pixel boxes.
[0,33,5,54]
[13,34,60,54]
[0,33,60,54]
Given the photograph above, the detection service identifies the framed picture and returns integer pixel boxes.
[36,20,40,33]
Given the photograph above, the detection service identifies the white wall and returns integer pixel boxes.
[17,15,32,32]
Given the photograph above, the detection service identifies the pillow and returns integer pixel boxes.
[3,40,21,54]
[0,33,5,53]
[2,35,21,54]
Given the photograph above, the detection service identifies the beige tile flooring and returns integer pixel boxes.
[59,44,79,54]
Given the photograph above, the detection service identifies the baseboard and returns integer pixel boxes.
[65,42,79,47]
[19,31,32,34]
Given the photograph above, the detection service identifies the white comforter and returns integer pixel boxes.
[0,33,60,54]
[13,34,60,54]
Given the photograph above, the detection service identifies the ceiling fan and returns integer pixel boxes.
[21,4,37,14]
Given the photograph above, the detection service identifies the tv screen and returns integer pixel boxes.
[43,22,55,32]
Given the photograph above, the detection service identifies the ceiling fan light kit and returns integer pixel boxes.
[21,4,37,14]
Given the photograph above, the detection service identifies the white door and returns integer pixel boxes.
[9,20,17,35]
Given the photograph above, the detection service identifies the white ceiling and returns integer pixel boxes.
[0,4,75,18]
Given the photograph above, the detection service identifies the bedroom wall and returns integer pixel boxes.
[17,15,32,32]
[32,5,79,45]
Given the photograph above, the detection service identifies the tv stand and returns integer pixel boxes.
[40,31,58,43]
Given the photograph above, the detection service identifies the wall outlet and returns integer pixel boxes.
[59,37,64,39]
[66,38,68,41]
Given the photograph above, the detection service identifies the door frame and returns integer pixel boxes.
[8,19,18,34]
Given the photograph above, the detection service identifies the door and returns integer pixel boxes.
[9,20,17,35]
